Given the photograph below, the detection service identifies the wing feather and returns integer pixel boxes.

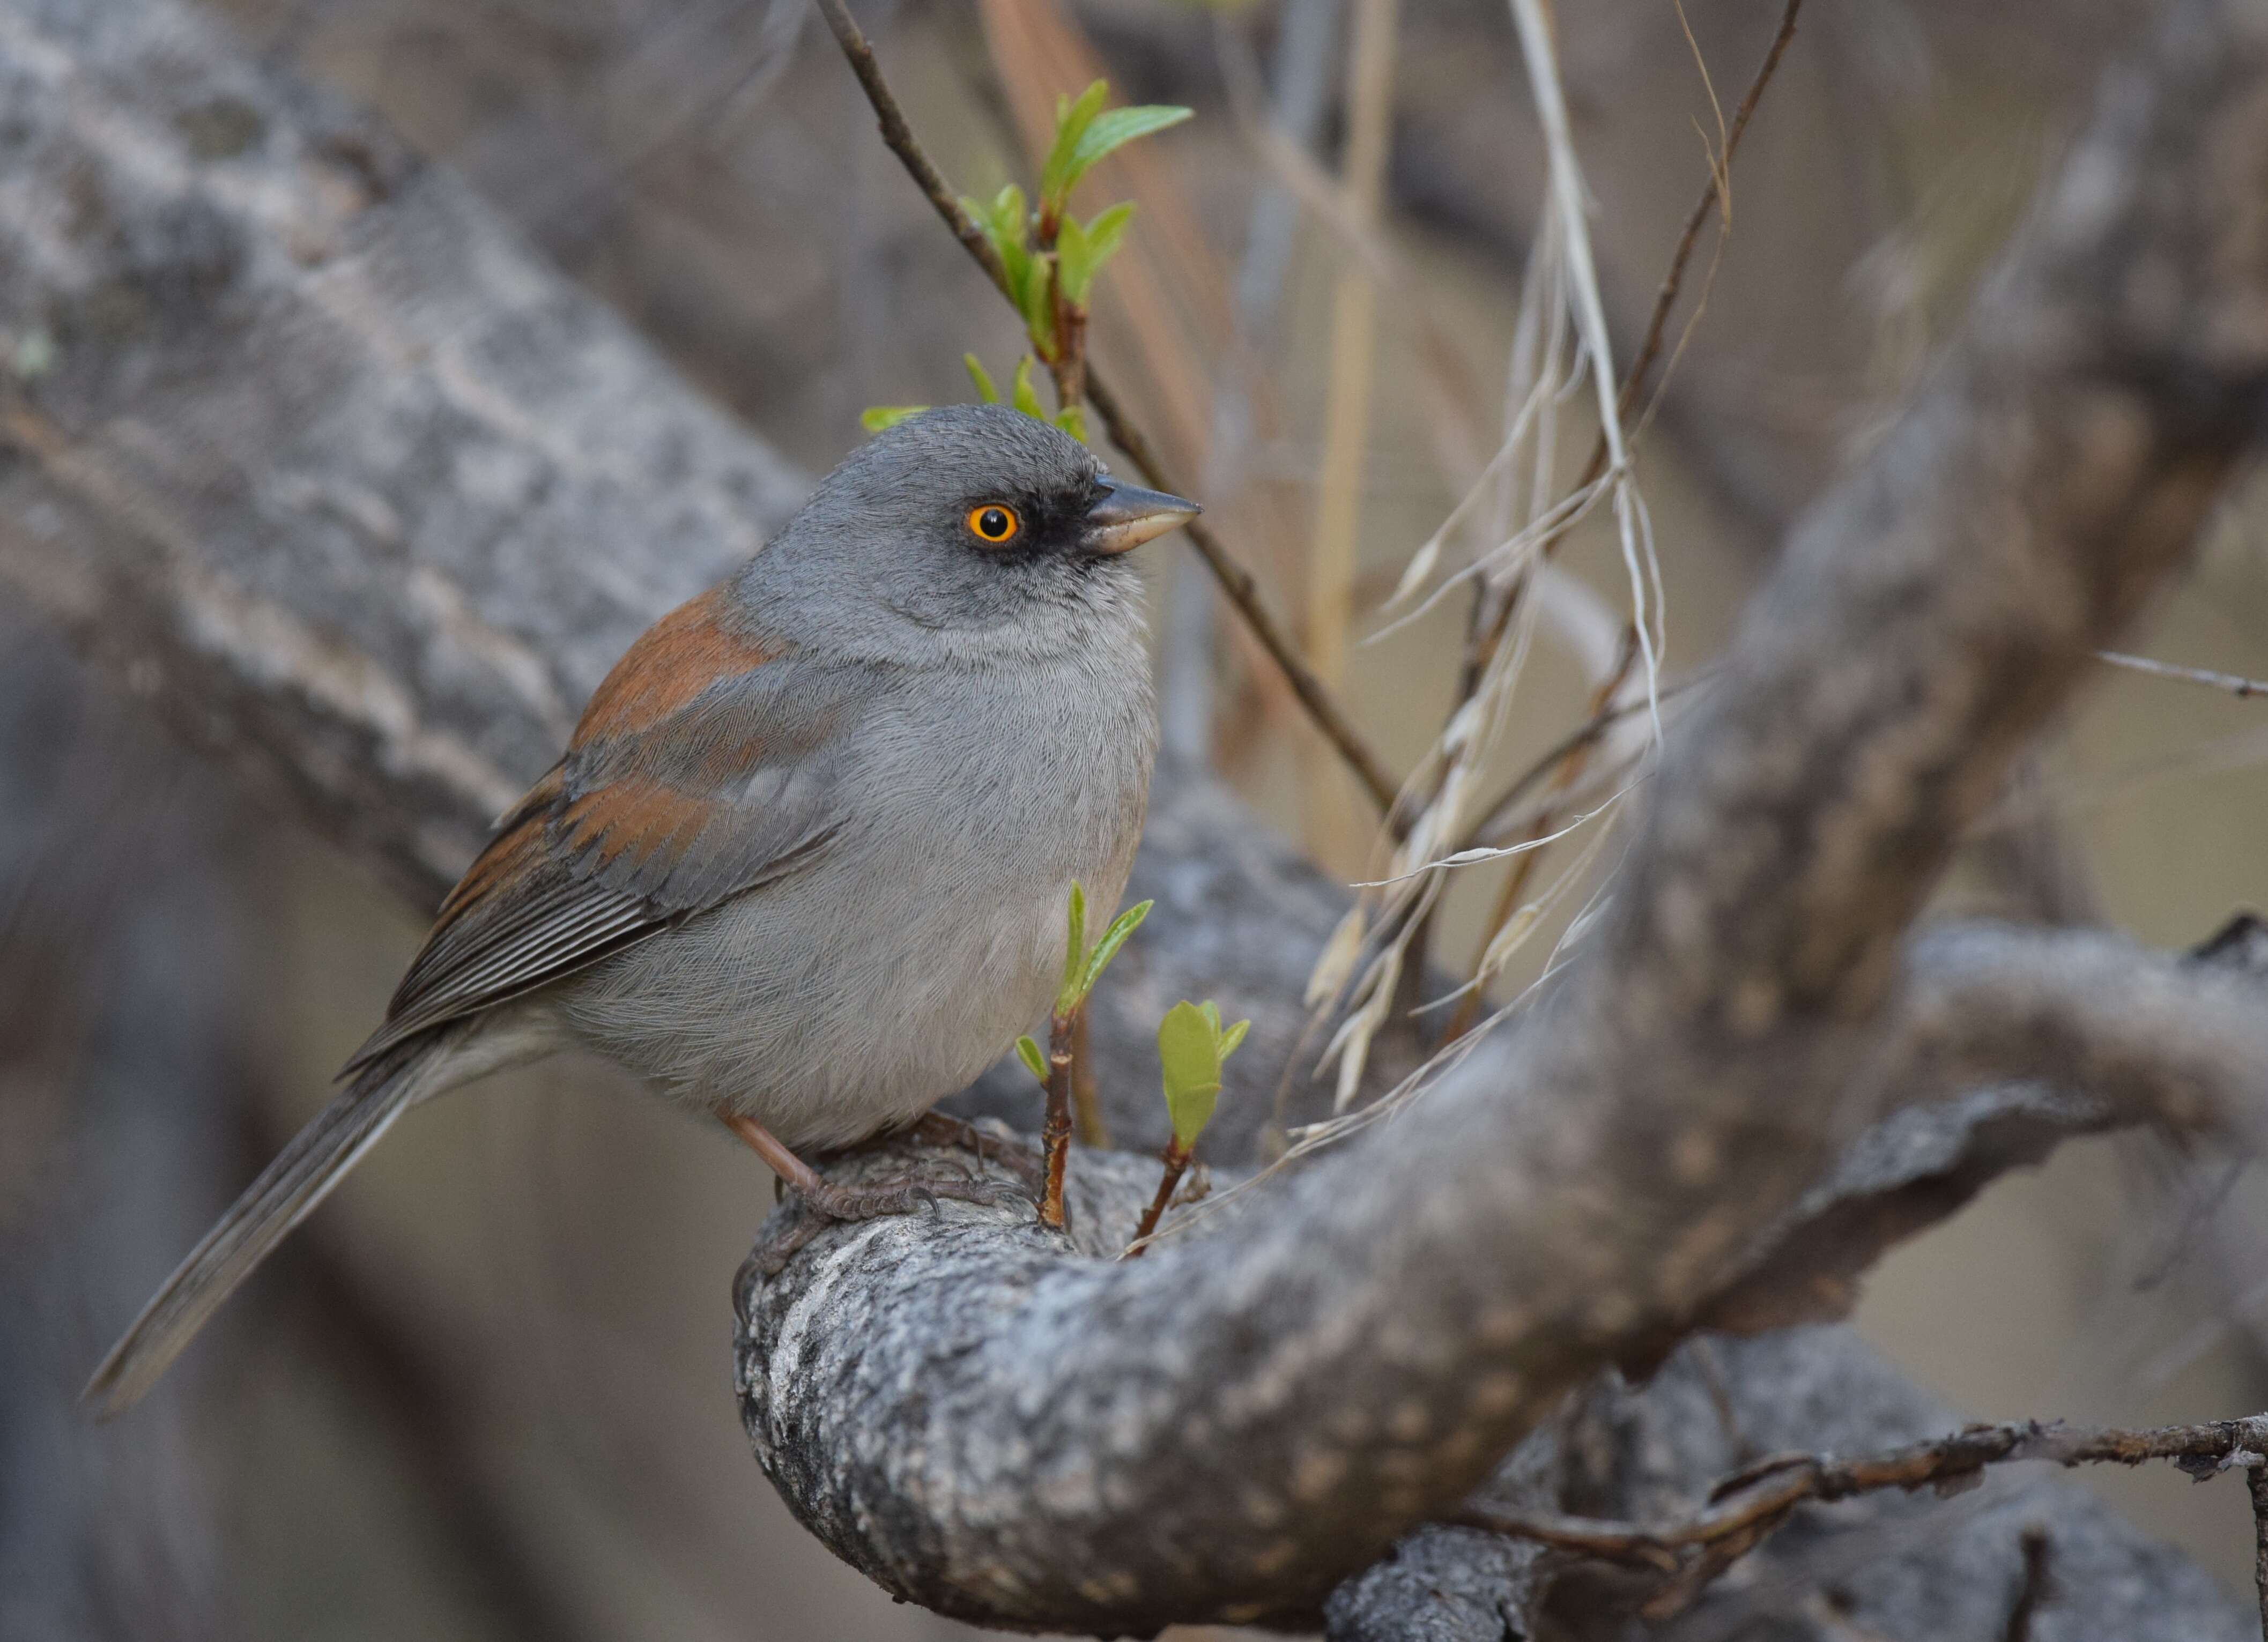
[343,587,864,1074]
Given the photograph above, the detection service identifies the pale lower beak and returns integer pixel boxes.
[1081,478,1201,556]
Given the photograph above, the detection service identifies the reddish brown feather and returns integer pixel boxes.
[557,780,714,868]
[571,585,777,745]
[431,765,565,929]
[364,585,782,1064]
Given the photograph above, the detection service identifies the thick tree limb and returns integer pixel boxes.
[0,0,807,904]
[732,1,2268,1629]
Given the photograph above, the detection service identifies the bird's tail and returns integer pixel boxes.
[82,1043,446,1419]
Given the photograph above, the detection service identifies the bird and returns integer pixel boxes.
[85,403,1196,1417]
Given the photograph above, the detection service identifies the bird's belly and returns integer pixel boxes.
[551,832,1130,1151]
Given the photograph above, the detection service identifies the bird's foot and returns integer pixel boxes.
[746,1159,1026,1278]
[902,1111,1048,1193]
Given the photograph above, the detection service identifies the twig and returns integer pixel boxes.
[1455,1412,2268,1600]
[1414,1,1800,987]
[1457,673,1704,851]
[1443,633,1636,1039]
[2003,1526,2056,1642]
[1086,377,1403,814]
[1623,1,1803,455]
[2097,649,2268,701]
[810,0,1399,816]
[1040,1006,1074,1230]
[1450,0,1803,730]
[1122,1136,1193,1256]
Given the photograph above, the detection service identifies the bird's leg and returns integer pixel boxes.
[724,1112,1024,1277]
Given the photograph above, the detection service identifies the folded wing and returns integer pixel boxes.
[345,586,868,1072]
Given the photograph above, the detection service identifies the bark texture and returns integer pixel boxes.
[0,0,807,902]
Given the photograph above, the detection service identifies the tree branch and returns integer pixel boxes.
[0,0,809,907]
[1463,1411,2268,1577]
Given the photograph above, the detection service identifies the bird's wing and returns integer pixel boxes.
[343,587,870,1072]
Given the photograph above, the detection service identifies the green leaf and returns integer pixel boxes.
[1018,255,1057,351]
[963,353,999,403]
[1083,200,1135,267]
[1016,1034,1049,1086]
[1157,1000,1222,1148]
[1198,1000,1222,1036]
[969,184,1036,316]
[1053,404,1088,444]
[859,405,928,433]
[1218,1017,1250,1060]
[1059,879,1088,996]
[1040,79,1113,209]
[1057,105,1191,199]
[974,183,1030,254]
[1011,355,1049,422]
[1054,213,1094,307]
[1058,201,1134,306]
[1076,900,1151,1001]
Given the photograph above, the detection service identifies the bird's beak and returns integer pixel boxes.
[1080,477,1201,556]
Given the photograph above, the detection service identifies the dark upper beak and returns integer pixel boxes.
[1081,476,1201,556]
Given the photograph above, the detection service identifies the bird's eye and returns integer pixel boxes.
[966,504,1021,545]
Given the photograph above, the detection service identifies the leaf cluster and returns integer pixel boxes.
[1015,882,1153,1082]
[1155,1000,1249,1149]
[862,81,1188,441]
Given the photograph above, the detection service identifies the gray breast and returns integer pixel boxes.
[554,625,1157,1151]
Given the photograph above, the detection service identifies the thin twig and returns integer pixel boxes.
[1418,1,1800,990]
[1086,377,1403,813]
[1039,1008,1074,1230]
[810,0,1399,815]
[2097,649,2268,700]
[1443,634,1636,1039]
[1122,1136,1192,1256]
[1623,1,1803,455]
[2002,1526,2056,1642]
[1450,0,1803,719]
[1456,1412,2268,1588]
[811,0,1009,287]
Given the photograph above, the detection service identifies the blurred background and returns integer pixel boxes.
[6,0,2266,1635]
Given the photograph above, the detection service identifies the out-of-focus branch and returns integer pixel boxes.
[0,0,807,907]
[2099,648,2268,699]
[1463,1411,2268,1625]
[734,2,2268,1629]
[809,0,1402,815]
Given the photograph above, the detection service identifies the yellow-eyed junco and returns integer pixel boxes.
[86,403,1196,1416]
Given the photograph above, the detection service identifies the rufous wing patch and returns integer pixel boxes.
[572,586,778,744]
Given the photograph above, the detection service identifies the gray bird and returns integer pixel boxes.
[86,403,1195,1416]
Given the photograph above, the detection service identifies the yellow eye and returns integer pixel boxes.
[966,504,1021,545]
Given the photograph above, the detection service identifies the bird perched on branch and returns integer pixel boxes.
[87,404,1195,1416]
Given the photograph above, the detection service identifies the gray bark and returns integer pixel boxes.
[0,0,807,904]
[3,0,2264,1637]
